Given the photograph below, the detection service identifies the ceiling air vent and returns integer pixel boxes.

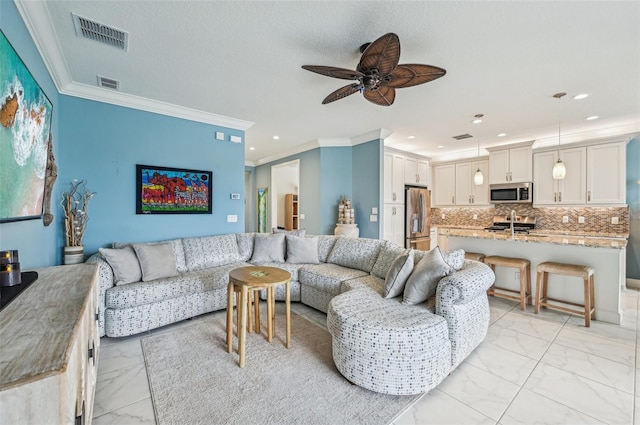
[452,134,473,140]
[97,75,120,90]
[72,13,129,51]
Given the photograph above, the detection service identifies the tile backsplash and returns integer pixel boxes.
[431,204,630,235]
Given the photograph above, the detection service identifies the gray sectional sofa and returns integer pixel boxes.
[87,232,494,394]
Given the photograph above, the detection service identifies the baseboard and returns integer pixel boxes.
[627,278,640,289]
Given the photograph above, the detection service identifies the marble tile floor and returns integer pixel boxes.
[93,289,640,425]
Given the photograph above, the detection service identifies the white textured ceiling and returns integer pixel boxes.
[16,1,640,165]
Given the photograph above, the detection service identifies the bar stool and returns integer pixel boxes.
[535,261,595,327]
[483,255,531,310]
[465,252,486,262]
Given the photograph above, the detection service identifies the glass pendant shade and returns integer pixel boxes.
[473,168,484,185]
[552,159,566,179]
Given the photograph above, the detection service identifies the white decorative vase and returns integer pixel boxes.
[334,224,359,238]
[64,246,84,265]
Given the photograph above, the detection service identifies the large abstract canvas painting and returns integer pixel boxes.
[0,30,53,223]
[136,164,212,214]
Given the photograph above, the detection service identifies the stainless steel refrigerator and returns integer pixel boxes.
[405,186,431,250]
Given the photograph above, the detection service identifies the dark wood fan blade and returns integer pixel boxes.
[302,65,364,80]
[363,86,396,106]
[383,64,447,88]
[357,33,400,76]
[322,83,362,104]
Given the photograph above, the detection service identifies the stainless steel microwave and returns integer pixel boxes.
[489,182,533,204]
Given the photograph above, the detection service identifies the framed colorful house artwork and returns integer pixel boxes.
[257,187,268,232]
[136,164,212,214]
[0,30,53,223]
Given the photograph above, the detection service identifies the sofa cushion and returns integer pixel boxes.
[183,234,241,271]
[299,263,369,296]
[316,235,337,263]
[443,249,465,271]
[133,243,179,282]
[235,233,255,261]
[326,237,382,272]
[384,252,414,299]
[341,274,384,295]
[286,235,319,264]
[250,233,285,263]
[105,262,249,309]
[99,246,142,285]
[113,238,187,273]
[403,247,452,305]
[371,241,409,279]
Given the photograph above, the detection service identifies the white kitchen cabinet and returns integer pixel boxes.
[384,152,405,204]
[404,157,429,187]
[383,204,405,247]
[533,147,586,205]
[587,142,626,204]
[455,160,489,205]
[488,143,533,184]
[432,164,456,206]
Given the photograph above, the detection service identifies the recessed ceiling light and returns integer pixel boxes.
[437,145,444,149]
[249,147,256,150]
[472,114,484,124]
[585,115,599,121]
[273,135,280,140]
[573,93,589,100]
[407,135,416,139]
[497,133,507,137]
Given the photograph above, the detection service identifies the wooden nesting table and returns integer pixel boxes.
[226,266,291,367]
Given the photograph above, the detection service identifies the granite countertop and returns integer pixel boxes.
[438,226,627,249]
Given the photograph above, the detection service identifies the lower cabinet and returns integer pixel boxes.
[383,203,405,247]
[0,264,99,424]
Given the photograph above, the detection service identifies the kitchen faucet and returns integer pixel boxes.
[510,209,516,240]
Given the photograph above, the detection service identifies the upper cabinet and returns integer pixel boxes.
[488,141,534,184]
[384,152,405,204]
[433,164,456,206]
[533,139,627,206]
[432,159,489,207]
[586,142,626,204]
[404,157,430,187]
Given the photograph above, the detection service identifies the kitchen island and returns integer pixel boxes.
[440,227,627,324]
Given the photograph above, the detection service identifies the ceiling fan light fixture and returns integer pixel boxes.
[473,139,483,185]
[553,92,567,180]
[472,114,484,124]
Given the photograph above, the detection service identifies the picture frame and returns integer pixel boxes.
[257,187,268,232]
[0,30,53,223]
[136,164,212,214]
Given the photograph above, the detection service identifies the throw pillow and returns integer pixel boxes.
[99,246,142,285]
[272,228,306,237]
[133,243,179,282]
[402,246,452,305]
[443,249,465,271]
[250,233,285,263]
[384,251,414,298]
[285,235,319,264]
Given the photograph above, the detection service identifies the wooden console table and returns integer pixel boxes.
[0,264,100,424]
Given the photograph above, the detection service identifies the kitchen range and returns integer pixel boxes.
[484,215,536,234]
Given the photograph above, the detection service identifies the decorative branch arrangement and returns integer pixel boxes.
[60,180,96,247]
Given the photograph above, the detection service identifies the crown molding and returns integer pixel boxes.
[351,128,393,145]
[14,0,253,131]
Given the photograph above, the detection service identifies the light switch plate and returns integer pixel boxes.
[227,215,238,223]
[612,217,619,224]
[216,132,224,140]
[562,216,569,223]
[371,207,378,215]
[230,135,242,143]
[370,214,378,222]
[300,213,305,220]
[578,216,585,224]
[473,214,478,220]
[230,193,240,200]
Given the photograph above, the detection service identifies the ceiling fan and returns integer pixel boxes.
[302,33,446,106]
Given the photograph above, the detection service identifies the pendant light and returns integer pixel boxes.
[552,92,567,179]
[473,139,484,185]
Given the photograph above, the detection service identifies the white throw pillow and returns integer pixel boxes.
[251,233,285,263]
[133,243,179,282]
[402,246,452,305]
[286,235,319,264]
[99,246,142,285]
[384,251,414,298]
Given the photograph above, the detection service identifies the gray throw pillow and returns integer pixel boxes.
[133,243,179,282]
[99,246,142,285]
[402,246,452,305]
[272,228,306,237]
[286,235,319,264]
[384,251,414,298]
[443,249,465,271]
[251,233,285,263]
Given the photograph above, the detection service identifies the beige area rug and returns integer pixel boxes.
[141,308,420,425]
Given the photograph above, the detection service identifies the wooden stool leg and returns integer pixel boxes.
[542,272,548,306]
[534,270,542,314]
[590,275,596,321]
[247,290,254,333]
[270,287,276,339]
[266,287,274,343]
[254,290,261,334]
[487,264,496,295]
[226,281,234,353]
[525,264,532,306]
[518,265,527,310]
[583,277,591,327]
[238,285,248,368]
[285,280,291,349]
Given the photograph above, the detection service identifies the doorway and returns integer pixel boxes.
[270,160,300,230]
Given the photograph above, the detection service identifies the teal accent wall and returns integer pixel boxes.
[320,147,353,235]
[627,137,640,279]
[352,140,382,239]
[0,1,62,268]
[58,96,245,256]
